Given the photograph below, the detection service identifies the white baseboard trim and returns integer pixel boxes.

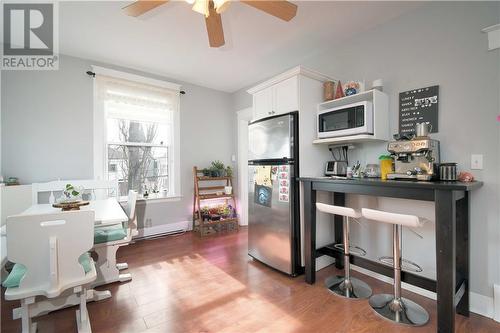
[350,264,437,300]
[494,284,500,322]
[316,255,335,271]
[470,291,494,319]
[350,264,496,319]
[135,221,191,239]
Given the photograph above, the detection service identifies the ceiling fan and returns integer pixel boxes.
[123,0,298,48]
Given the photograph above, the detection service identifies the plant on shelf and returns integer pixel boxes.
[208,206,221,221]
[200,204,234,221]
[202,168,211,177]
[219,204,231,218]
[200,206,210,221]
[225,166,233,178]
[210,160,226,177]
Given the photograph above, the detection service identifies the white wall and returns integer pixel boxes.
[497,2,500,305]
[1,54,236,229]
[232,2,500,300]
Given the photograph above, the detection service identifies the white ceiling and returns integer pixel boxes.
[58,1,422,92]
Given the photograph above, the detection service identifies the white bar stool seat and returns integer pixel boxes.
[316,203,372,299]
[362,208,429,327]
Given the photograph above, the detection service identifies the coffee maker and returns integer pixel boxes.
[387,135,440,181]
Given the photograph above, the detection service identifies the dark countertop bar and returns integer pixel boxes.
[300,175,483,332]
[298,176,483,192]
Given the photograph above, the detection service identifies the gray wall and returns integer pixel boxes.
[232,2,500,299]
[1,54,236,228]
[232,89,253,112]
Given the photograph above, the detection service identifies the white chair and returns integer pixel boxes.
[1,225,8,280]
[316,203,372,299]
[32,179,119,204]
[361,208,429,326]
[4,211,97,333]
[92,190,138,287]
[116,190,139,271]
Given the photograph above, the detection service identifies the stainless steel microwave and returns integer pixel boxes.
[317,101,373,138]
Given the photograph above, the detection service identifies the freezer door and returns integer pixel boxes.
[248,114,294,161]
[248,164,293,274]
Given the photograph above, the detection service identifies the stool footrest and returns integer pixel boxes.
[333,243,367,257]
[378,256,423,273]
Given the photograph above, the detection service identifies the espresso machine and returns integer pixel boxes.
[387,136,440,181]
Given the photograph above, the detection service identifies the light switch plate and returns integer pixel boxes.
[471,154,483,170]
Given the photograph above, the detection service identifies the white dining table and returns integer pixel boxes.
[2,199,126,271]
[4,198,127,319]
[21,198,128,227]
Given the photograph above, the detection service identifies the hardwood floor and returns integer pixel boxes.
[2,227,500,333]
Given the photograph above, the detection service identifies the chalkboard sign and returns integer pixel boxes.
[399,85,439,135]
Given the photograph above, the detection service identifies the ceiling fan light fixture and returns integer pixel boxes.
[123,0,297,48]
[192,0,210,17]
[213,0,230,14]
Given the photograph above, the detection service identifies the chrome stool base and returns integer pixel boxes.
[369,294,429,326]
[325,275,372,299]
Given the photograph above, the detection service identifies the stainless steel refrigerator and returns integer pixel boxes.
[248,111,301,276]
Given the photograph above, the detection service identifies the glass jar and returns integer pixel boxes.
[365,164,380,178]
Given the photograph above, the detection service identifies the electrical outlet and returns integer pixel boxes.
[471,154,483,170]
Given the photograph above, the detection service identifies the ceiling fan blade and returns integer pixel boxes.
[205,1,225,47]
[123,0,169,17]
[241,0,297,21]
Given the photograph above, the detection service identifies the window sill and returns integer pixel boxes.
[119,194,182,204]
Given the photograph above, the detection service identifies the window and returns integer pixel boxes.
[93,67,181,198]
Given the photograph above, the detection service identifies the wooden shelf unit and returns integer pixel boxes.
[192,166,239,236]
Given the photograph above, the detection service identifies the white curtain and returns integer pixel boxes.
[96,74,179,124]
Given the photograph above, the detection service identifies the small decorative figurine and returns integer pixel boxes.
[334,80,345,99]
[343,81,362,96]
[458,172,474,182]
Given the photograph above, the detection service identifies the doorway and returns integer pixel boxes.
[237,108,253,226]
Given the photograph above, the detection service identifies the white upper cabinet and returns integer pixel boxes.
[273,76,299,115]
[252,76,298,119]
[253,88,274,120]
[248,66,334,121]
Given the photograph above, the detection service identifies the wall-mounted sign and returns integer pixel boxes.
[399,85,439,135]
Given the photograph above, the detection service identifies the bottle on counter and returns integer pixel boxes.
[346,167,353,179]
[379,155,393,180]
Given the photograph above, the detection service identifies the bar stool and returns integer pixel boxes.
[361,208,429,326]
[316,203,372,299]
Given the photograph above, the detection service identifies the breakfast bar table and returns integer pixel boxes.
[299,177,483,333]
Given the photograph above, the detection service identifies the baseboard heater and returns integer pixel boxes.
[134,230,186,241]
[133,221,191,241]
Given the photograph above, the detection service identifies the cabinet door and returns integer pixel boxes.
[273,76,299,115]
[253,88,273,120]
